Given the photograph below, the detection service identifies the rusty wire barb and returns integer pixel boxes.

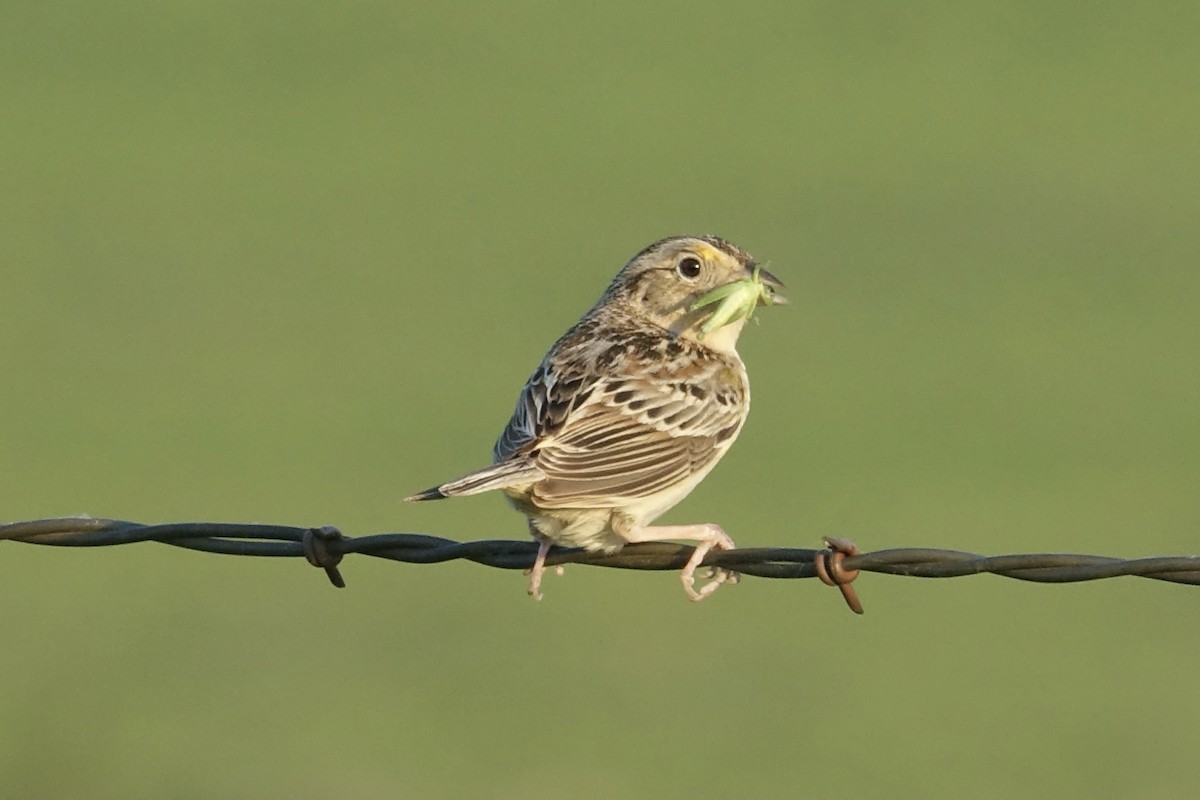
[3,517,1199,615]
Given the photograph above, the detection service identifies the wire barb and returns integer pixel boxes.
[3,518,1199,605]
[814,537,864,614]
[302,526,347,588]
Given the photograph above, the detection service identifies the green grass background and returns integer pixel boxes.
[2,2,1198,798]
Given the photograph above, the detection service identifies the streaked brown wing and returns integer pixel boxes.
[528,374,744,508]
[491,316,748,508]
[492,361,596,463]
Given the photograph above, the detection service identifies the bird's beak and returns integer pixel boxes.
[755,266,788,306]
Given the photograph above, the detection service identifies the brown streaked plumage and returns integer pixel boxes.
[407,235,785,601]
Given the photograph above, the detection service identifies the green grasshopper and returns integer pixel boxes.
[688,266,784,339]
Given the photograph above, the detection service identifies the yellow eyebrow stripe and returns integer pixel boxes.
[689,242,725,262]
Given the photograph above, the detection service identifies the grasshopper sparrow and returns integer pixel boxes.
[407,235,785,601]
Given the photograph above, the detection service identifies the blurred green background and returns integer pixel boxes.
[2,2,1198,798]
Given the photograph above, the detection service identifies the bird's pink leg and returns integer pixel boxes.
[526,536,553,601]
[621,524,739,601]
[524,531,565,601]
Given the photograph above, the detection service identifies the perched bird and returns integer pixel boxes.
[407,235,785,601]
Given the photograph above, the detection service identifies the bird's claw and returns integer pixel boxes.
[683,566,740,602]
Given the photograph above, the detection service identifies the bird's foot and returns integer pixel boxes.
[621,523,739,602]
[524,538,564,600]
[680,527,739,602]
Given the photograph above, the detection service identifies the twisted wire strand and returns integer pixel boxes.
[3,517,1198,587]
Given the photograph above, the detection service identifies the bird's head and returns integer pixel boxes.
[603,235,786,352]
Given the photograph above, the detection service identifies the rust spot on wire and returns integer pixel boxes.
[814,537,864,615]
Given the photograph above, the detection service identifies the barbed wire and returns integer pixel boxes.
[3,517,1198,613]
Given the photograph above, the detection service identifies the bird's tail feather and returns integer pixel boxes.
[405,460,543,502]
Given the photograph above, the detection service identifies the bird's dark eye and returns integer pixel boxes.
[676,256,702,279]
